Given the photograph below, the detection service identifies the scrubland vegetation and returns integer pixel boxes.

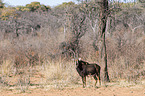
[0,0,144,93]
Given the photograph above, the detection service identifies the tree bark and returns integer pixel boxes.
[100,0,110,82]
[103,32,110,82]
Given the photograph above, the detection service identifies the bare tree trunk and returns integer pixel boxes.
[103,32,110,82]
[100,0,110,82]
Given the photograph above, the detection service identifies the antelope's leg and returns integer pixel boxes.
[93,75,98,86]
[82,76,86,88]
[97,74,101,86]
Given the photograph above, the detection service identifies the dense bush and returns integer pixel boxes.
[0,1,144,85]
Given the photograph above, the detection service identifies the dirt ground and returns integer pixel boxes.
[0,71,144,96]
[0,82,145,96]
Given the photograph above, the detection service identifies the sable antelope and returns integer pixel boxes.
[76,59,101,88]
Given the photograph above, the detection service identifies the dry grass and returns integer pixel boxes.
[0,57,144,94]
[0,60,14,76]
[108,57,145,82]
[36,59,80,89]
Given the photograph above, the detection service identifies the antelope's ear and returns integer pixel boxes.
[78,58,81,61]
